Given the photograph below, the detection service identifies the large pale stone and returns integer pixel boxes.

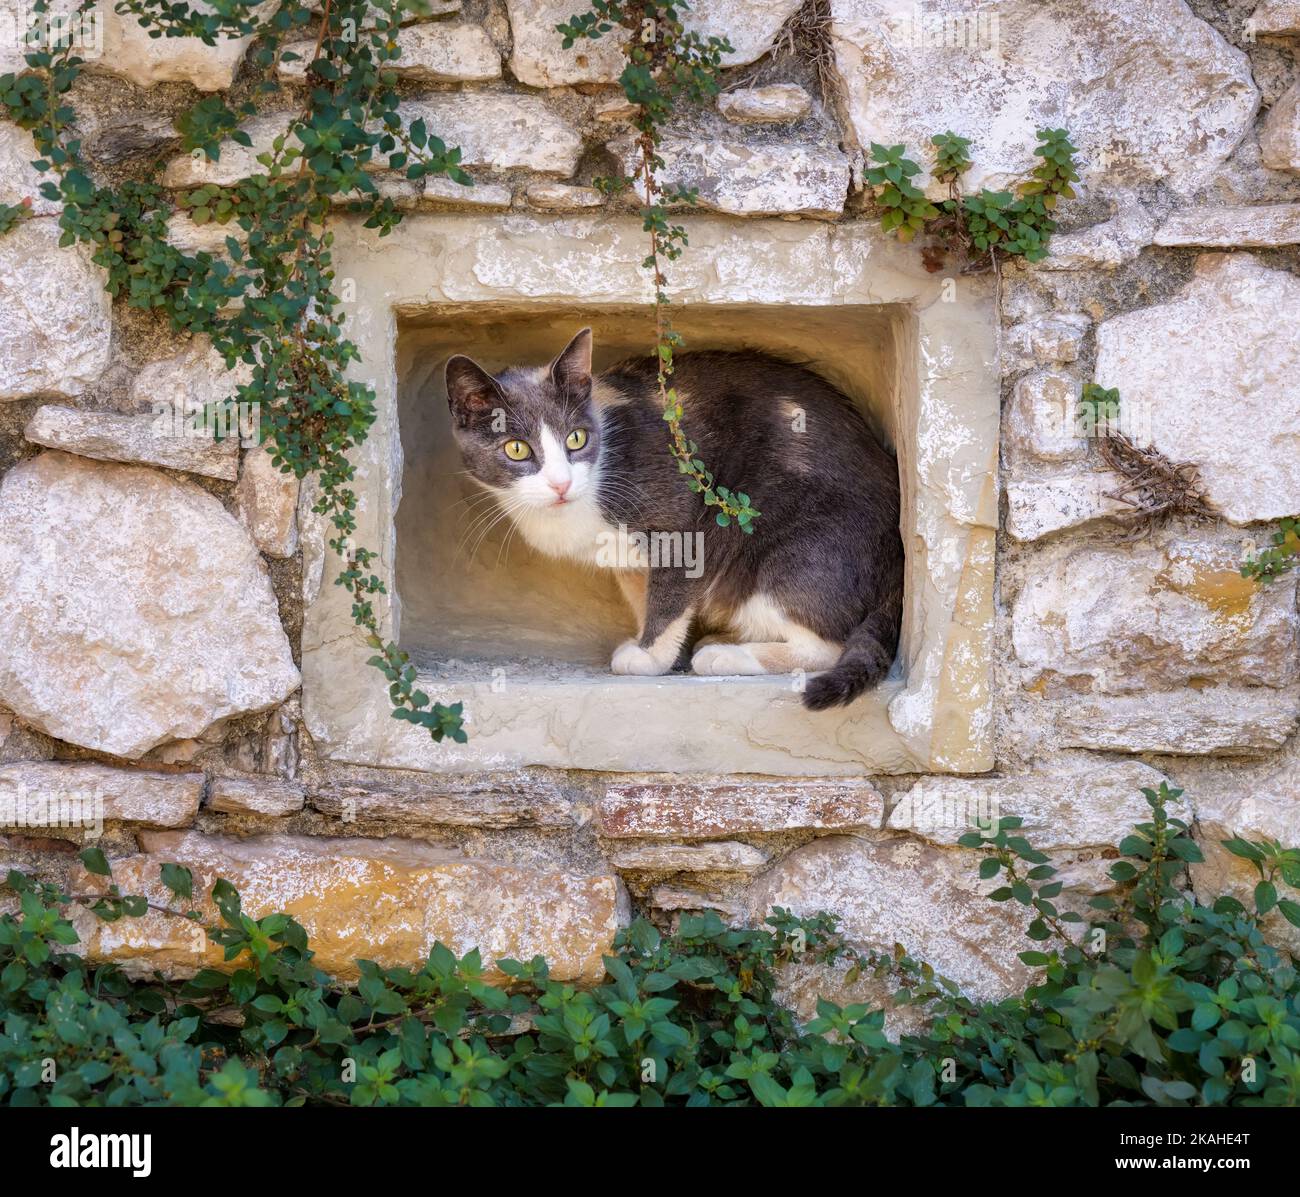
[0,762,201,829]
[235,446,300,557]
[25,404,239,481]
[1093,254,1300,523]
[506,0,801,86]
[747,833,1095,1000]
[91,3,266,91]
[1249,0,1300,36]
[208,777,305,817]
[1004,369,1086,463]
[598,780,884,839]
[278,23,500,84]
[524,182,604,211]
[718,85,812,124]
[888,756,1167,851]
[310,774,576,829]
[0,122,57,215]
[398,96,582,176]
[1192,769,1300,955]
[1152,203,1300,247]
[611,135,850,218]
[0,453,300,758]
[1013,539,1300,695]
[130,337,254,418]
[830,0,1258,196]
[1052,688,1300,755]
[1035,197,1156,270]
[1004,472,1131,543]
[607,841,768,872]
[1259,85,1300,174]
[74,831,627,983]
[422,175,512,210]
[161,114,300,189]
[0,219,111,401]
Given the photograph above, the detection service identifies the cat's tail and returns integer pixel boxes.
[802,606,898,711]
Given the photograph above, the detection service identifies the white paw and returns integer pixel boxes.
[691,643,765,676]
[611,639,670,676]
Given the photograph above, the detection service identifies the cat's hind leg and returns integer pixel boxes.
[690,637,840,677]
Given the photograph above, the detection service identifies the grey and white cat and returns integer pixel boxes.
[443,329,903,709]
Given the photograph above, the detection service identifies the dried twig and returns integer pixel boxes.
[1097,431,1217,538]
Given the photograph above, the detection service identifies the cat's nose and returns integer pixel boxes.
[548,478,571,499]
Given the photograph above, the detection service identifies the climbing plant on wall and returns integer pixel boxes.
[558,0,760,531]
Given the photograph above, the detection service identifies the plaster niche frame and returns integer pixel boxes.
[301,213,998,776]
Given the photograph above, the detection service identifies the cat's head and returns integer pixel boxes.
[444,328,601,512]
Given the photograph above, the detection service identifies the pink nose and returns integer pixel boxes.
[549,478,571,498]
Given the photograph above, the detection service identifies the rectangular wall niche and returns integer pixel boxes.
[300,214,998,776]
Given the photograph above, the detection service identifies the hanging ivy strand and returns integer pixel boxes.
[559,1,761,532]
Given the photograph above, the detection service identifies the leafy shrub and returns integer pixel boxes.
[2,783,1298,1106]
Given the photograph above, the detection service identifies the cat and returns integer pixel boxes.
[443,328,903,709]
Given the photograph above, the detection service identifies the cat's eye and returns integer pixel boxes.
[502,439,532,461]
[566,428,588,451]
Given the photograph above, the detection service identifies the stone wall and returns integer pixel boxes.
[1,0,1299,1001]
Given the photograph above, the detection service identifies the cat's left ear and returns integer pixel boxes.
[550,328,593,393]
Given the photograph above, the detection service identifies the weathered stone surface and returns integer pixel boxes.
[1036,197,1156,270]
[162,114,299,188]
[1004,313,1089,371]
[651,887,743,918]
[831,0,1258,196]
[524,182,604,211]
[1260,85,1300,174]
[611,135,850,218]
[310,774,576,829]
[1093,254,1300,523]
[235,446,299,557]
[165,213,248,256]
[506,0,800,85]
[1250,0,1300,36]
[1004,472,1131,542]
[92,3,265,91]
[747,833,1087,1000]
[1050,689,1300,755]
[130,337,254,417]
[598,780,883,839]
[208,777,305,817]
[0,762,201,829]
[1192,771,1300,955]
[279,23,500,83]
[0,453,300,758]
[399,96,582,176]
[1013,539,1300,694]
[718,84,812,124]
[0,219,111,401]
[25,404,239,480]
[607,841,768,872]
[1152,203,1300,246]
[422,175,512,210]
[74,831,627,983]
[0,123,57,215]
[888,756,1166,851]
[1005,369,1086,463]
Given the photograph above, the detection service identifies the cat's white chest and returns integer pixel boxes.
[509,497,620,567]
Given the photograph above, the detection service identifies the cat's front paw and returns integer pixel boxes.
[691,643,765,676]
[611,638,670,676]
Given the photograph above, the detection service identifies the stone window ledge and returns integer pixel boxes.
[300,214,998,776]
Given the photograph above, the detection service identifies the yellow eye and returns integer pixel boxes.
[503,440,532,461]
[566,428,588,451]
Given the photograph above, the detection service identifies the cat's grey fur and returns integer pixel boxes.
[444,329,903,709]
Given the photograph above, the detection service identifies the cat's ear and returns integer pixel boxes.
[550,328,593,393]
[445,355,502,428]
